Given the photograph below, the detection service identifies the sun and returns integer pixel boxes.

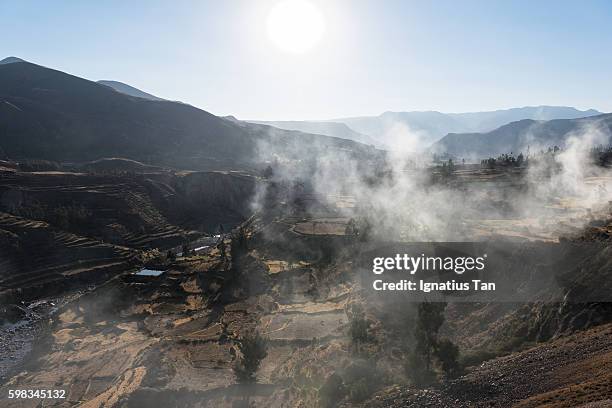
[266,0,326,54]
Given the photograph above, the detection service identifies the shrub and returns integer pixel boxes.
[318,373,345,408]
[347,378,370,402]
[347,303,371,354]
[405,350,437,387]
[343,359,382,403]
[233,331,268,384]
[405,301,463,385]
[349,314,370,345]
[434,338,461,378]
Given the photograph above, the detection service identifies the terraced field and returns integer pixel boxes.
[0,211,139,301]
[0,214,360,407]
[0,167,261,301]
[0,170,199,250]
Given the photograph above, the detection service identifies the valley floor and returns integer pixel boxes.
[0,166,611,407]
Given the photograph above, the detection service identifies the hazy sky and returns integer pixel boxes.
[1,0,611,120]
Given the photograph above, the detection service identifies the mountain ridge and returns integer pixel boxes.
[328,106,604,148]
[97,80,164,101]
[249,106,603,149]
[245,119,378,146]
[0,60,376,171]
[0,56,25,65]
[431,113,612,159]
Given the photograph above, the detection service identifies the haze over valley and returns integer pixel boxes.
[250,106,604,152]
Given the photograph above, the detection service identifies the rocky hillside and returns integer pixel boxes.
[357,323,612,407]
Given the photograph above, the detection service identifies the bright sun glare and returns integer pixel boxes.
[266,0,326,54]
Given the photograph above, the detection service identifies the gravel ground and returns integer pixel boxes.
[358,323,612,407]
[0,292,83,382]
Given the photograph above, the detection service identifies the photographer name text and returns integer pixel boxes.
[371,253,496,292]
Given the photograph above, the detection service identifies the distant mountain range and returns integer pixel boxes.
[254,107,603,149]
[431,114,612,159]
[1,56,608,164]
[97,80,164,101]
[0,58,376,171]
[246,120,378,146]
[336,107,603,148]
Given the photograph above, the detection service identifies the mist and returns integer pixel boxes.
[253,121,612,243]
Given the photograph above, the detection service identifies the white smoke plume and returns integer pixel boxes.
[252,120,612,242]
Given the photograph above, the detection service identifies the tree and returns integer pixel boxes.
[230,226,249,277]
[357,217,372,242]
[262,164,274,178]
[343,359,383,403]
[233,330,268,384]
[349,315,369,344]
[347,304,370,354]
[405,301,460,386]
[234,226,248,254]
[414,301,446,370]
[405,349,436,386]
[345,218,357,236]
[319,373,345,408]
[434,339,461,378]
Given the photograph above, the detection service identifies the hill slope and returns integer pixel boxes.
[431,114,612,159]
[0,61,376,171]
[97,80,164,101]
[247,120,378,146]
[0,56,25,65]
[359,323,612,407]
